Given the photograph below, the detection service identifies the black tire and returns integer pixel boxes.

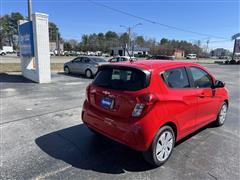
[85,69,92,78]
[64,66,70,74]
[224,60,229,64]
[229,60,237,64]
[143,126,175,166]
[215,102,228,127]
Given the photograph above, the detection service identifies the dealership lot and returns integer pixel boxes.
[1,64,239,179]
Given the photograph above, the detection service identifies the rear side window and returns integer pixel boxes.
[92,58,106,62]
[189,67,213,88]
[162,67,190,88]
[93,67,150,91]
[82,57,90,63]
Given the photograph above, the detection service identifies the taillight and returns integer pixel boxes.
[132,93,158,117]
[132,103,145,117]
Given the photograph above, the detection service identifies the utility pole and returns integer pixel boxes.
[56,32,60,56]
[206,39,209,53]
[120,23,142,57]
[28,0,32,21]
[128,27,131,54]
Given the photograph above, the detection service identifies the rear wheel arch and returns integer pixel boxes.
[224,99,229,107]
[161,121,178,141]
[143,124,176,166]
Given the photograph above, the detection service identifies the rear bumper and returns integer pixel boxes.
[82,100,150,151]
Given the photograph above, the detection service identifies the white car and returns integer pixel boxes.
[50,51,55,56]
[186,54,197,59]
[109,56,137,63]
[3,46,13,53]
[0,50,6,56]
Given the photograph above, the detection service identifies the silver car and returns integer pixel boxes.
[64,56,108,78]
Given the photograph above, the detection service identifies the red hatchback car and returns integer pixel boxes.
[82,60,229,166]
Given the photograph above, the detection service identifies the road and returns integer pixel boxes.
[0,54,83,64]
[0,54,225,64]
[1,64,239,179]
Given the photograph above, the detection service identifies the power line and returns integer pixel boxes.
[201,39,232,43]
[210,40,232,43]
[88,0,230,40]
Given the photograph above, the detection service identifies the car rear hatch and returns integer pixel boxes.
[87,65,151,120]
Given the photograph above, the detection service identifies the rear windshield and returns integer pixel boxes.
[93,66,150,91]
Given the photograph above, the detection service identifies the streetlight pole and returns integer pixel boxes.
[28,0,32,21]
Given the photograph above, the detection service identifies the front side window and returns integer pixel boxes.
[121,57,128,61]
[189,67,212,88]
[72,57,82,63]
[162,67,190,88]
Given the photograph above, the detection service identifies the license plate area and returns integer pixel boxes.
[100,96,114,109]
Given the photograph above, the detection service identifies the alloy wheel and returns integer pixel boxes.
[64,67,69,74]
[156,131,173,162]
[219,104,227,124]
[86,70,92,78]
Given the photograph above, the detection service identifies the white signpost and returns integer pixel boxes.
[18,12,51,83]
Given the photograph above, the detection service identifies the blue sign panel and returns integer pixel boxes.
[19,21,34,57]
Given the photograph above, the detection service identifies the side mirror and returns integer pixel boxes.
[214,80,225,88]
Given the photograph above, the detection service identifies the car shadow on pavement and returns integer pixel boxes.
[35,122,218,174]
[0,73,35,83]
[35,124,154,174]
[175,122,217,146]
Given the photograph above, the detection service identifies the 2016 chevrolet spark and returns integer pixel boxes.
[82,60,229,166]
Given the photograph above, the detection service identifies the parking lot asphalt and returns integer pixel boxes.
[1,64,240,180]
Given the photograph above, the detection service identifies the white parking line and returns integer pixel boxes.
[64,82,85,86]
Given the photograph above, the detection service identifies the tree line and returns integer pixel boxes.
[0,12,61,49]
[64,34,203,56]
[1,12,204,56]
